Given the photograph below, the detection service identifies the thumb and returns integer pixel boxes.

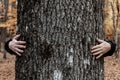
[13,34,21,40]
[96,38,104,43]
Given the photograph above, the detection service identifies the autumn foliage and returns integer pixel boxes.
[104,0,120,40]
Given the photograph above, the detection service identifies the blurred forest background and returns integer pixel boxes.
[0,0,120,80]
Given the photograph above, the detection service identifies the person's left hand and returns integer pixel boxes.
[91,38,111,59]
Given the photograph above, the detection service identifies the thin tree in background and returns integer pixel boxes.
[4,0,9,21]
[0,0,9,22]
[16,0,104,80]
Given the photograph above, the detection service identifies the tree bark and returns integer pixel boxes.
[3,0,9,21]
[16,0,104,80]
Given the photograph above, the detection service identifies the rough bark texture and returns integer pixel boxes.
[16,0,104,80]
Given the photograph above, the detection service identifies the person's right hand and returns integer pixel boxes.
[9,34,26,56]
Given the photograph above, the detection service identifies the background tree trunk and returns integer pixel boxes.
[16,0,104,80]
[4,0,9,21]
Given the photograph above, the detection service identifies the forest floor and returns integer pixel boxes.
[0,52,120,80]
[0,53,15,80]
[104,55,120,80]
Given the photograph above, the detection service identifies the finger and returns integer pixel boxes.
[96,54,103,59]
[15,48,24,53]
[16,41,26,44]
[15,45,26,49]
[91,48,102,53]
[91,45,100,50]
[15,51,21,56]
[92,51,102,56]
[96,38,104,44]
[13,34,21,40]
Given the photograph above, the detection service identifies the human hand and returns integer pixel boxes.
[91,38,111,59]
[9,34,26,56]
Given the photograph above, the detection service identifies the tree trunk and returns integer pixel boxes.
[3,0,9,21]
[16,0,104,80]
